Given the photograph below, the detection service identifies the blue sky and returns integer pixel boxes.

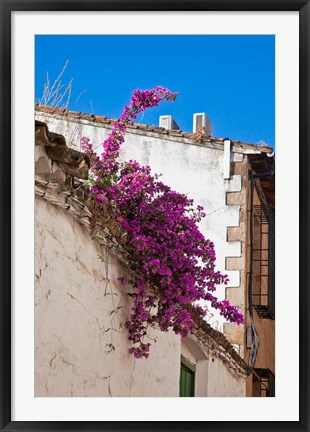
[35,35,275,148]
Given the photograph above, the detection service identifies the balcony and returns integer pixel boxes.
[252,205,275,319]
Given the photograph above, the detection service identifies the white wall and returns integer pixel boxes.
[181,337,246,397]
[35,197,181,397]
[35,113,243,327]
[207,354,246,397]
[35,192,246,397]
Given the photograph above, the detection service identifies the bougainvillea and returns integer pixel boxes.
[81,86,244,359]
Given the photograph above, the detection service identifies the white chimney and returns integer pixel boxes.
[193,113,212,136]
[159,115,179,130]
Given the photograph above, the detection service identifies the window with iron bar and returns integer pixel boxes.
[253,368,275,397]
[252,204,275,319]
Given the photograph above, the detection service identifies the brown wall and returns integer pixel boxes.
[245,181,275,396]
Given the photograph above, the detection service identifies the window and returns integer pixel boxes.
[179,355,196,397]
[252,204,275,319]
[253,368,275,397]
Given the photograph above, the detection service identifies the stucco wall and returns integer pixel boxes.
[181,337,246,397]
[35,196,181,397]
[207,354,246,397]
[35,112,244,330]
[35,193,246,397]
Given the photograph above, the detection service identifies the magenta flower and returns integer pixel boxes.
[81,86,244,359]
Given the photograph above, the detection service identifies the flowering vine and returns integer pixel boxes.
[81,86,244,359]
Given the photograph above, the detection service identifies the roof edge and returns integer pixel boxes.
[35,104,274,154]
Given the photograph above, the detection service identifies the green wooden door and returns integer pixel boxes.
[179,355,195,397]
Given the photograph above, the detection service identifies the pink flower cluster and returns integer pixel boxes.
[81,86,244,359]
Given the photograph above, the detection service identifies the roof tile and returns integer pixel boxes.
[35,104,274,153]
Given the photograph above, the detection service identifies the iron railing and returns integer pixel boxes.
[252,205,275,319]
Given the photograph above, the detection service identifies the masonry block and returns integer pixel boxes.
[226,256,245,271]
[226,190,246,205]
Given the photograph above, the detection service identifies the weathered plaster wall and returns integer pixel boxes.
[181,337,246,397]
[35,197,181,397]
[35,112,245,331]
[206,354,246,397]
[35,195,246,397]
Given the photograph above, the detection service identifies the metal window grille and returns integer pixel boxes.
[252,205,275,319]
[253,368,275,397]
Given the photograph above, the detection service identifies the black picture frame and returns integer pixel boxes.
[1,1,309,431]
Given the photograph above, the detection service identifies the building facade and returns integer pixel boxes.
[35,105,275,396]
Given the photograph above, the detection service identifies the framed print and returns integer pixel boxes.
[1,1,309,431]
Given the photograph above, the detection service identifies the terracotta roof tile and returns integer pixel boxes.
[35,120,90,180]
[35,104,274,153]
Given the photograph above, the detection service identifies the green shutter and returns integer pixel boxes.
[179,355,195,397]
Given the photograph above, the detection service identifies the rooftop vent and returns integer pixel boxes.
[159,115,179,130]
[193,113,212,136]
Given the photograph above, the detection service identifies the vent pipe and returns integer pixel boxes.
[223,138,231,180]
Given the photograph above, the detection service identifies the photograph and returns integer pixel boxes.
[2,3,307,430]
[34,34,275,398]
